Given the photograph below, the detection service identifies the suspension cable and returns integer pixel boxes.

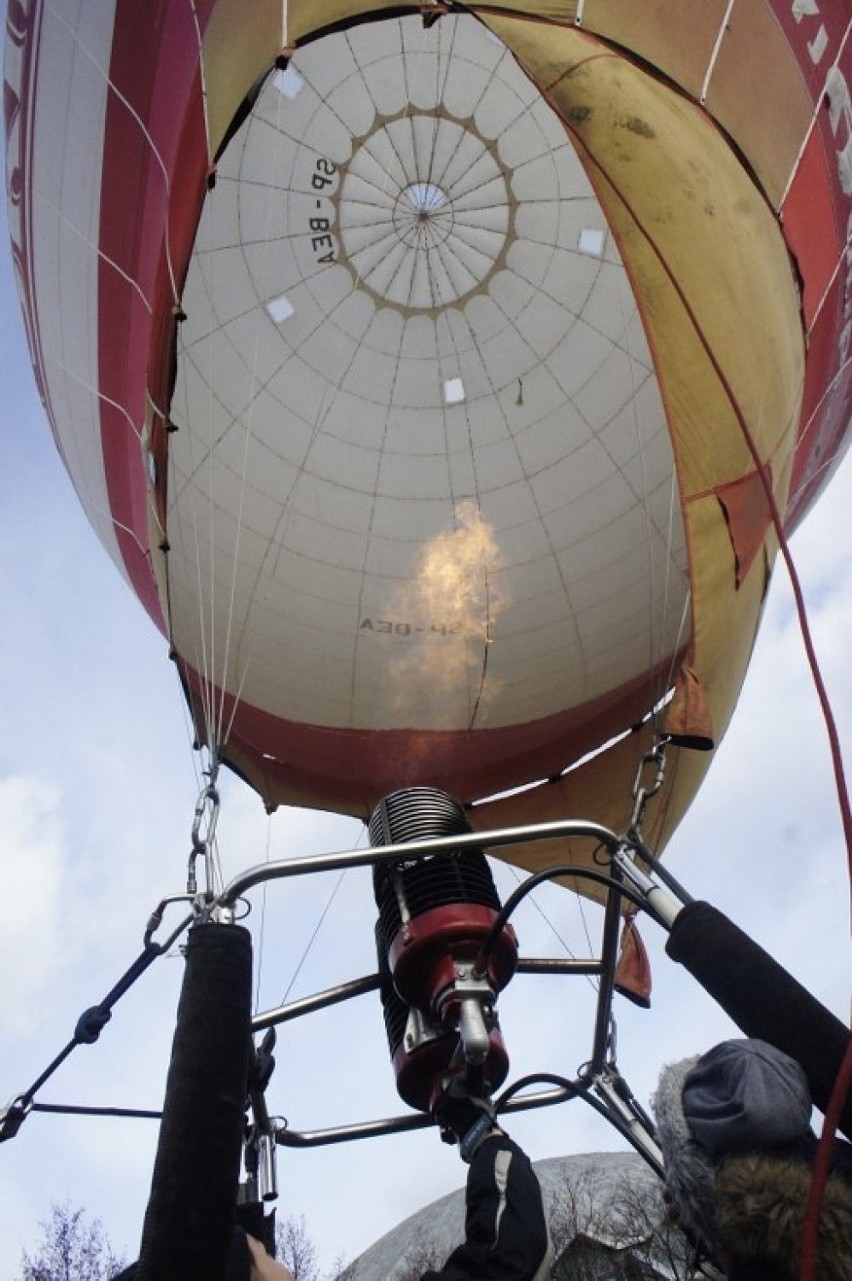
[0,917,192,1143]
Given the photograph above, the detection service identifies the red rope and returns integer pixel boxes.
[573,124,852,1281]
[799,1036,852,1280]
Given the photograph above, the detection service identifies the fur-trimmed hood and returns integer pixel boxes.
[652,1052,715,1247]
[714,1148,852,1281]
[651,1039,852,1280]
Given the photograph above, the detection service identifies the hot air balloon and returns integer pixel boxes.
[6,0,850,879]
[4,3,851,1273]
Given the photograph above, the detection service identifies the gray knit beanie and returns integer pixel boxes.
[651,1039,813,1252]
[681,1038,812,1156]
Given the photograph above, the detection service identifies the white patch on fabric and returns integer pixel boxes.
[492,1148,512,1245]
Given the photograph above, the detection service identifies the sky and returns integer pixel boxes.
[1,116,852,1281]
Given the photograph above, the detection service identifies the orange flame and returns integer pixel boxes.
[381,500,510,730]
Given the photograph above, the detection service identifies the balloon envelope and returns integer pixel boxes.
[5,2,851,867]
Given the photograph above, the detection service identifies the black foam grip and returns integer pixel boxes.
[135,924,252,1281]
[666,901,851,1139]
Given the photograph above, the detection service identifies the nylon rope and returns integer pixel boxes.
[148,15,222,835]
[183,44,293,994]
[277,870,349,1007]
[799,1036,852,1281]
[178,53,287,762]
[202,302,218,754]
[505,864,601,998]
[170,294,216,759]
[210,216,275,751]
[188,0,211,154]
[623,281,662,722]
[54,5,180,302]
[275,820,367,1007]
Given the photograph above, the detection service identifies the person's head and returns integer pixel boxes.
[677,1038,812,1156]
[652,1038,815,1277]
[247,1234,294,1281]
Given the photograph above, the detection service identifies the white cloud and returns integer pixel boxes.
[0,775,67,1037]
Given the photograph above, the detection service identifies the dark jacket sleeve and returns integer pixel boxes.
[420,1134,550,1281]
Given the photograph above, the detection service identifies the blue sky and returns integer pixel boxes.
[1,158,851,1280]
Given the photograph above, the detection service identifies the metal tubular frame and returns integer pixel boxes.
[1,816,682,1181]
[218,818,622,908]
[220,818,681,1174]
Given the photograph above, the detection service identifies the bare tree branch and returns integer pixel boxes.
[19,1204,126,1281]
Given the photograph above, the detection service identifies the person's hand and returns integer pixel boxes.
[246,1234,295,1281]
